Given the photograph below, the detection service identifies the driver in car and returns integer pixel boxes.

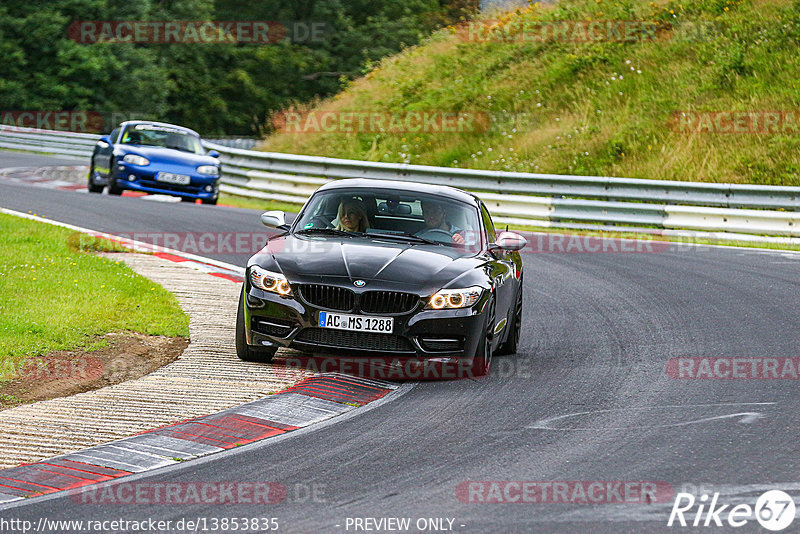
[420,200,466,244]
[335,199,370,233]
[121,130,143,144]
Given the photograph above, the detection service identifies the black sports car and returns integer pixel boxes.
[236,179,526,378]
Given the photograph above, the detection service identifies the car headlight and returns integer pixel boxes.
[426,286,483,309]
[122,154,149,166]
[197,165,219,176]
[250,266,292,296]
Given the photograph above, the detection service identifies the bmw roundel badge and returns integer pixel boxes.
[354,280,366,287]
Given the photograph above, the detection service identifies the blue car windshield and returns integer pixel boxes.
[120,125,204,154]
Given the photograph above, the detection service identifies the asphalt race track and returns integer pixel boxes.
[2,152,800,533]
[0,152,268,266]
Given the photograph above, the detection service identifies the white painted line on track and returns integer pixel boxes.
[526,402,776,431]
[142,194,182,203]
[0,206,245,276]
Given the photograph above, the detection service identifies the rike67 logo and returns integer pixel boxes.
[668,490,796,531]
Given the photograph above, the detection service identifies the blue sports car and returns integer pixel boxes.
[88,120,221,204]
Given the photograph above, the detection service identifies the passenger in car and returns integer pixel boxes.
[420,200,466,244]
[335,199,370,233]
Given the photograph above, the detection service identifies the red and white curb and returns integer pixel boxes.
[0,165,88,192]
[0,165,157,198]
[0,374,400,504]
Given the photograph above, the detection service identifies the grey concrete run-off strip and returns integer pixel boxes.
[0,252,315,469]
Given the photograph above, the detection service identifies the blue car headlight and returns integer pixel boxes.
[197,165,220,176]
[122,154,149,166]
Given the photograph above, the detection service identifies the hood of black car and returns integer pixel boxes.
[253,234,488,293]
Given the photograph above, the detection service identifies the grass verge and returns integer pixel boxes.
[0,213,189,381]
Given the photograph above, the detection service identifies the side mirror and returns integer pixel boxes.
[260,210,289,230]
[490,231,527,252]
[96,135,111,148]
[207,149,220,158]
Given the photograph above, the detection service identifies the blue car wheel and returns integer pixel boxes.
[87,164,104,194]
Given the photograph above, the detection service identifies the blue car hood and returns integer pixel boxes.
[119,145,217,167]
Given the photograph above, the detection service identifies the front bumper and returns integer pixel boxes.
[244,286,488,361]
[114,164,219,200]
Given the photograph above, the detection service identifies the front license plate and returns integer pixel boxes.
[318,312,393,333]
[156,172,191,185]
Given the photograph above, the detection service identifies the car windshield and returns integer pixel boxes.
[293,188,482,247]
[119,125,204,154]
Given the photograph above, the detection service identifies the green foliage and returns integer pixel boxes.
[260,0,800,185]
[0,0,477,135]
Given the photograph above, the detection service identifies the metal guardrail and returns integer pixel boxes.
[0,127,98,158]
[2,125,800,239]
[205,138,258,150]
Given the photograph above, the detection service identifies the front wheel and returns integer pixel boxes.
[496,287,522,356]
[108,177,123,195]
[469,298,494,377]
[201,197,217,205]
[235,290,277,363]
[107,158,123,195]
[87,166,104,193]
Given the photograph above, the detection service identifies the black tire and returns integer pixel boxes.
[87,166,104,193]
[180,196,195,203]
[108,177,123,195]
[107,158,123,195]
[496,286,522,356]
[469,298,494,377]
[201,197,217,205]
[235,289,277,363]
